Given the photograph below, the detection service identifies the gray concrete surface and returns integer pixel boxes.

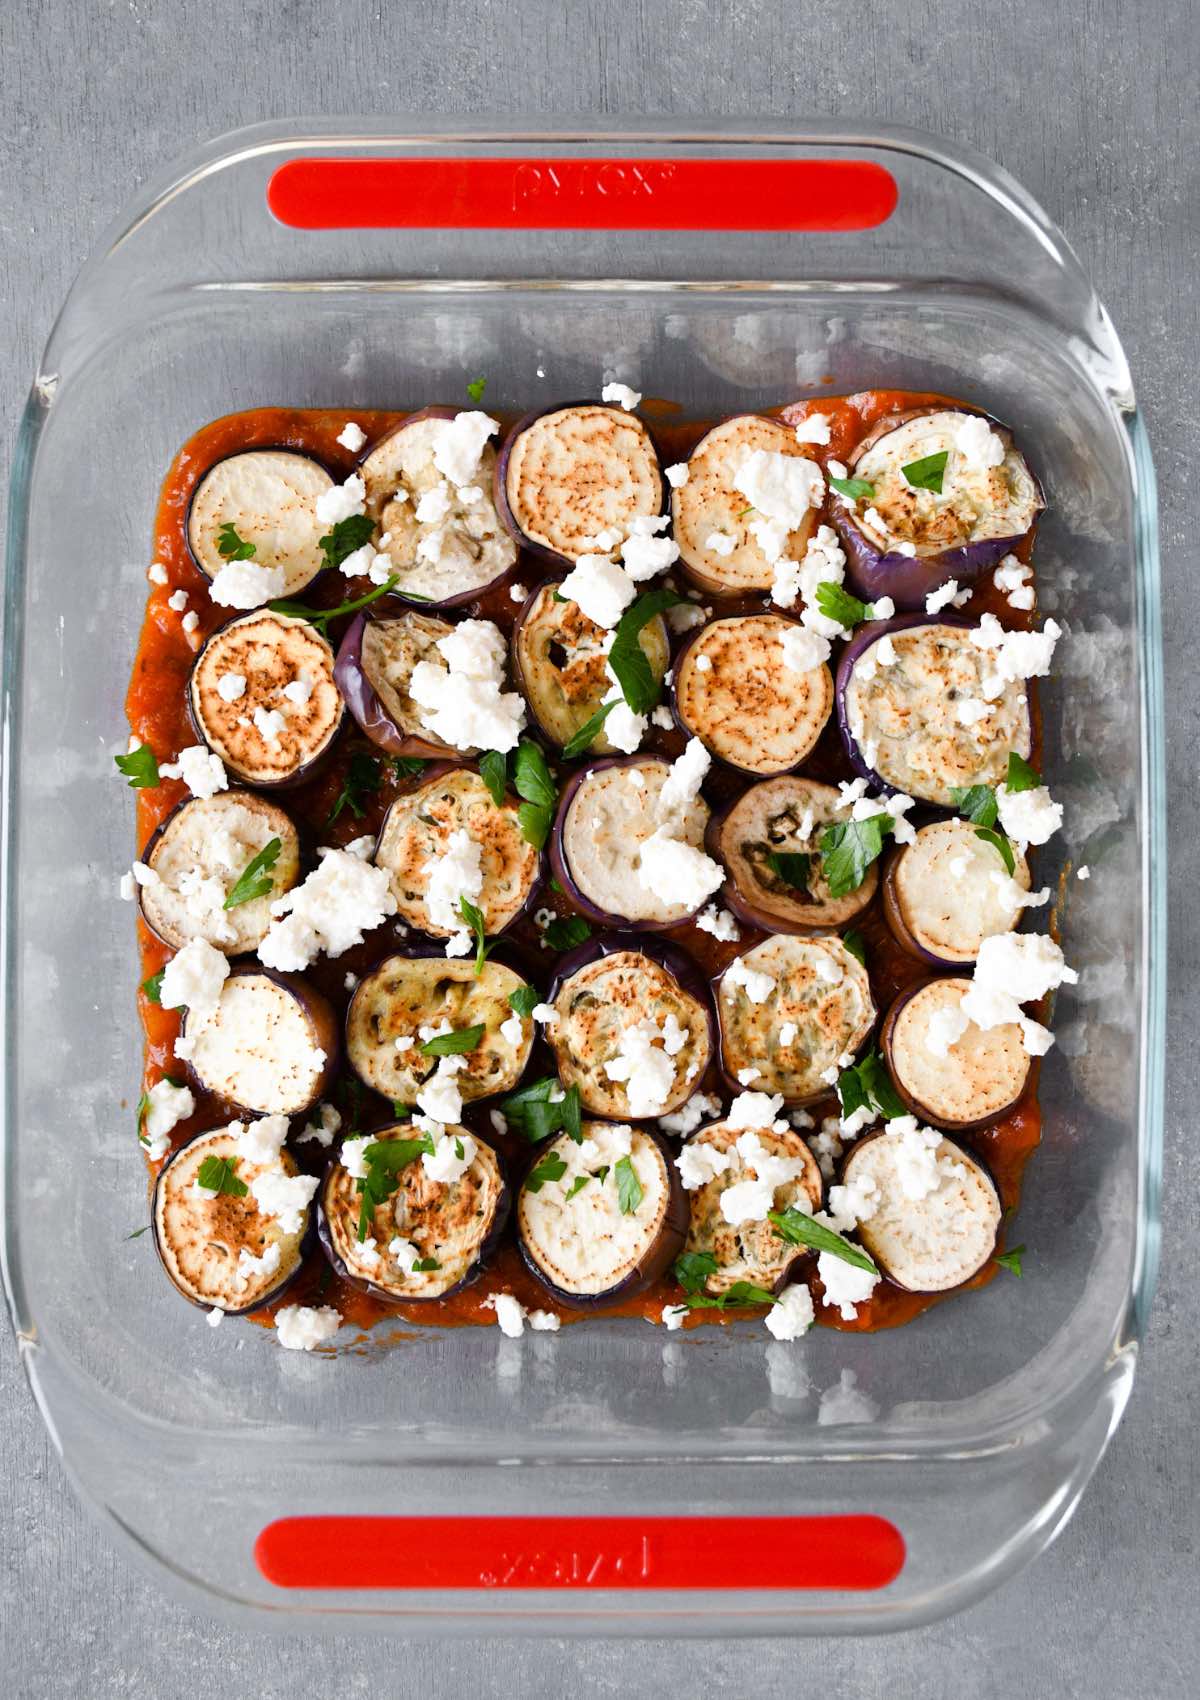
[1,1,1196,1694]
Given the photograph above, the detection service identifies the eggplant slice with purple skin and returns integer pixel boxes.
[495,403,664,569]
[516,1122,687,1308]
[188,609,345,788]
[838,1125,1003,1292]
[137,789,301,955]
[881,976,1032,1130]
[883,817,1031,968]
[179,964,338,1118]
[357,407,516,606]
[671,414,821,594]
[512,582,669,752]
[672,614,833,777]
[318,1123,509,1301]
[836,613,1033,804]
[680,1119,824,1296]
[153,1123,313,1315]
[708,776,878,934]
[715,934,876,1104]
[334,610,469,759]
[346,952,534,1106]
[187,448,335,595]
[831,406,1043,608]
[374,766,541,939]
[550,755,712,930]
[545,934,714,1120]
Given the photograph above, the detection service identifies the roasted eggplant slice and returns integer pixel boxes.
[496,403,664,568]
[838,1125,1002,1292]
[374,766,540,938]
[318,1123,509,1300]
[715,935,876,1103]
[187,449,334,595]
[671,414,821,594]
[681,1119,824,1295]
[137,790,301,955]
[180,965,337,1116]
[334,610,467,759]
[358,408,516,606]
[836,615,1033,803]
[512,582,669,751]
[883,818,1031,967]
[346,953,534,1105]
[152,1123,313,1314]
[550,755,713,929]
[881,976,1031,1129]
[707,776,878,933]
[188,610,344,787]
[673,615,833,776]
[516,1122,687,1307]
[832,406,1043,608]
[545,935,713,1120]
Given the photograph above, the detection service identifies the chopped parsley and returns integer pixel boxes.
[126,1225,151,1240]
[606,588,685,713]
[457,896,494,976]
[814,581,868,631]
[949,782,999,827]
[195,1154,249,1198]
[828,473,875,501]
[114,745,159,789]
[420,1023,484,1057]
[269,573,398,634]
[673,1255,774,1309]
[768,1207,878,1273]
[901,449,949,493]
[974,825,1016,875]
[140,969,165,1004]
[562,701,615,760]
[1005,751,1041,793]
[842,928,867,966]
[563,1174,591,1201]
[411,1256,442,1273]
[837,1049,907,1123]
[498,1077,581,1143]
[543,914,591,952]
[614,1154,643,1216]
[512,739,557,849]
[819,815,894,898]
[223,837,281,909]
[354,1133,433,1240]
[995,1244,1025,1276]
[507,984,540,1019]
[765,849,811,890]
[325,749,382,826]
[391,755,428,781]
[466,376,487,403]
[216,521,256,561]
[478,749,509,807]
[526,1150,569,1192]
[318,512,375,572]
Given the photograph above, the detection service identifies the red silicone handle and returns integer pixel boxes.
[255,1514,905,1591]
[267,156,897,232]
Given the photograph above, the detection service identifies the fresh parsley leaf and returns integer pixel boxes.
[216,521,256,561]
[326,749,381,826]
[114,745,159,789]
[814,581,868,630]
[458,896,494,976]
[319,512,375,572]
[901,449,949,493]
[563,1174,591,1201]
[975,826,1016,875]
[526,1150,569,1192]
[736,505,755,520]
[995,1244,1025,1276]
[195,1154,249,1198]
[614,1154,643,1216]
[714,1280,777,1308]
[517,800,553,850]
[126,1225,151,1240]
[223,837,282,909]
[479,749,509,807]
[391,756,428,780]
[829,473,875,500]
[562,701,616,760]
[765,849,811,890]
[1005,751,1041,794]
[842,928,867,966]
[768,1207,878,1273]
[411,1256,442,1272]
[420,1023,485,1057]
[499,1078,581,1143]
[269,574,398,634]
[607,588,685,713]
[673,1251,719,1295]
[466,376,487,403]
[354,1132,434,1239]
[141,969,164,1004]
[837,1049,906,1122]
[507,985,540,1019]
[511,740,557,849]
[949,783,999,827]
[392,1101,412,1118]
[543,915,591,952]
[680,1269,778,1311]
[819,815,894,899]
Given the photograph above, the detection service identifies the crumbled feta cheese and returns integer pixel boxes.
[508,581,528,603]
[416,1063,469,1134]
[733,450,825,541]
[657,738,711,818]
[636,828,724,913]
[528,1309,561,1332]
[388,1236,421,1273]
[431,412,499,486]
[664,462,690,489]
[275,1304,342,1351]
[235,1113,290,1166]
[781,623,831,673]
[660,1304,689,1330]
[409,617,525,754]
[236,1242,281,1290]
[148,561,169,585]
[252,707,287,746]
[765,1283,816,1339]
[598,688,647,755]
[996,781,1063,847]
[719,1177,774,1225]
[258,847,396,971]
[923,578,961,615]
[817,1252,880,1320]
[355,1236,382,1270]
[994,552,1035,610]
[337,421,367,452]
[960,931,1078,1055]
[250,1168,319,1236]
[675,1138,733,1190]
[969,614,1062,697]
[621,533,679,581]
[559,553,638,630]
[1078,865,1090,881]
[725,1090,787,1132]
[282,674,313,708]
[422,827,483,952]
[316,473,366,526]
[297,1102,341,1147]
[159,744,228,800]
[695,904,740,942]
[139,1078,195,1160]
[159,937,229,1018]
[793,412,831,446]
[925,1004,970,1058]
[789,525,847,631]
[499,1013,524,1047]
[182,610,200,635]
[217,673,246,703]
[340,1136,374,1182]
[167,589,189,612]
[868,597,895,620]
[415,482,453,524]
[487,1292,529,1337]
[956,413,1006,472]
[603,1019,681,1119]
[659,1090,722,1137]
[736,1066,762,1085]
[601,381,641,411]
[666,600,707,634]
[119,871,136,902]
[704,531,736,557]
[393,1034,414,1052]
[722,954,776,1005]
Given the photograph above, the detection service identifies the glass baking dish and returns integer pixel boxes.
[0,119,1164,1635]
